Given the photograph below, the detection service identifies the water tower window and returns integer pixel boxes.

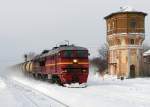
[112,21,115,29]
[108,23,111,32]
[117,39,121,45]
[130,19,136,29]
[144,57,146,62]
[130,39,135,44]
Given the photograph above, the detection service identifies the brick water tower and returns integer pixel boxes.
[104,7,147,78]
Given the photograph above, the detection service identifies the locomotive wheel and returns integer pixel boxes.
[32,73,36,78]
[51,76,56,83]
[56,78,62,86]
[34,74,39,80]
[52,76,62,85]
[38,74,43,80]
[35,73,41,80]
[41,74,47,81]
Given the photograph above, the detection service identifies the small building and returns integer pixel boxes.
[143,50,150,76]
[104,6,147,78]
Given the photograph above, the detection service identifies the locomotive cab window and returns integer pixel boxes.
[77,50,88,58]
[61,50,88,58]
[63,50,74,58]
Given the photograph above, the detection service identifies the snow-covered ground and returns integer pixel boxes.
[1,66,150,107]
[0,75,68,107]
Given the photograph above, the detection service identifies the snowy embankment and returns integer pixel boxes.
[1,64,150,107]
[4,68,150,107]
[0,76,68,107]
[0,77,19,107]
[0,63,69,107]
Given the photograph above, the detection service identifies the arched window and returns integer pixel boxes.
[130,65,136,78]
[108,23,111,32]
[117,39,121,45]
[112,21,115,29]
[130,39,135,44]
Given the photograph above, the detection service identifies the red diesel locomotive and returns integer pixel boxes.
[20,44,89,87]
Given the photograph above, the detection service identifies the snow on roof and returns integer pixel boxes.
[143,50,150,56]
[104,6,147,19]
[120,6,136,12]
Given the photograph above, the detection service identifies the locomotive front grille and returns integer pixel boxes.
[72,75,79,83]
[67,68,81,72]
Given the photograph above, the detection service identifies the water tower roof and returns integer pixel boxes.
[104,6,147,19]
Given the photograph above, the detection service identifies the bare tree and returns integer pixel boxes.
[90,43,108,75]
[98,43,108,60]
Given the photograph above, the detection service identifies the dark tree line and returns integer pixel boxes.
[90,42,150,76]
[90,43,108,75]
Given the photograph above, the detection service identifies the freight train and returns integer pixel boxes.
[16,44,89,87]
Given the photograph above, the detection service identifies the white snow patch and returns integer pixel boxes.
[1,68,150,107]
[64,83,87,88]
[0,78,6,90]
[9,70,150,107]
[120,6,135,12]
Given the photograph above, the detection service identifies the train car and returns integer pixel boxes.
[20,44,89,87]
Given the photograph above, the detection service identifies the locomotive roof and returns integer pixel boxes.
[39,45,88,58]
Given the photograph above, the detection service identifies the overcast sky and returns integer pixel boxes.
[0,0,150,65]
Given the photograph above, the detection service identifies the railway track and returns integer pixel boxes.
[2,76,70,107]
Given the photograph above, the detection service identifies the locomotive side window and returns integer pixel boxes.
[77,50,88,58]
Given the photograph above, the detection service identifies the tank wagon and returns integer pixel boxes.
[19,44,89,87]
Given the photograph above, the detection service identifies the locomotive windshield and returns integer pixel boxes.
[62,50,88,58]
[76,50,88,58]
[63,50,74,57]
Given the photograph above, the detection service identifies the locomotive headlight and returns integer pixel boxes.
[73,59,78,64]
[82,69,87,72]
[63,69,67,73]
